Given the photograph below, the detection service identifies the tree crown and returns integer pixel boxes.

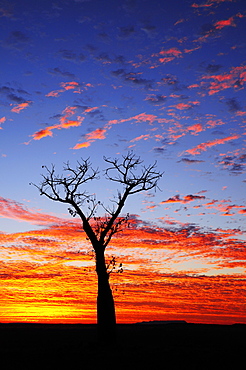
[32,151,163,249]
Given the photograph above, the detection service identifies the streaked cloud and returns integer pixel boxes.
[161,194,206,204]
[183,135,240,155]
[0,197,69,226]
[11,101,32,113]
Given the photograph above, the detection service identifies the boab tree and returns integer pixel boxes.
[33,151,162,341]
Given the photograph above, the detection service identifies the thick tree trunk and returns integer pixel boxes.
[95,247,116,344]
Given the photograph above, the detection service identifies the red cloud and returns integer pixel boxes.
[184,135,240,155]
[172,101,200,110]
[214,17,235,29]
[238,209,246,214]
[191,2,213,8]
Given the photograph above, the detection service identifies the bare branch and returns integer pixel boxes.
[32,152,162,250]
[104,151,163,194]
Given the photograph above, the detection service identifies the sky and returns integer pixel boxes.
[0,0,246,324]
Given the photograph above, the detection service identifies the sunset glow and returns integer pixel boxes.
[1,0,245,325]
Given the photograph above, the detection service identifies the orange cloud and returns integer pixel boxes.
[60,81,80,90]
[184,135,240,155]
[86,128,106,141]
[31,106,84,141]
[32,127,53,140]
[11,101,32,113]
[72,142,91,149]
[1,213,245,324]
[72,128,107,149]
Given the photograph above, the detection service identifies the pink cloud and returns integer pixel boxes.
[159,57,175,64]
[0,117,6,128]
[184,135,240,155]
[60,81,80,90]
[201,65,246,95]
[187,123,203,135]
[191,2,213,8]
[159,48,182,57]
[172,101,200,110]
[11,101,32,113]
[184,46,201,53]
[86,128,106,141]
[45,81,90,98]
[152,48,182,64]
[106,113,166,128]
[130,134,150,142]
[0,197,68,226]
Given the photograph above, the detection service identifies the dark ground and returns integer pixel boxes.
[0,322,244,369]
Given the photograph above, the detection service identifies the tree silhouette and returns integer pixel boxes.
[33,151,162,342]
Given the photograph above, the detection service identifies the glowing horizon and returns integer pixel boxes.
[0,0,245,325]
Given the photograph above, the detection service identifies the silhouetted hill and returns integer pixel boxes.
[0,323,244,369]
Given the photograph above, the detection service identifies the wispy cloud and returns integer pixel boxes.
[72,112,168,149]
[72,128,107,149]
[29,106,84,142]
[45,81,81,97]
[200,65,246,95]
[11,101,32,113]
[183,135,240,155]
[161,194,206,204]
[0,197,69,226]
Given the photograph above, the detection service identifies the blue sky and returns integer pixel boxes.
[0,0,246,324]
[1,0,246,235]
